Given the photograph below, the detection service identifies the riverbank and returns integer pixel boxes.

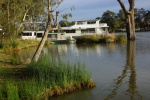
[0,39,40,68]
[0,55,95,99]
[0,39,40,53]
[75,34,127,44]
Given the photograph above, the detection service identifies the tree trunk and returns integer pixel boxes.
[32,0,52,62]
[32,0,63,62]
[54,11,60,28]
[32,23,51,62]
[17,4,35,33]
[117,0,136,40]
[126,12,135,40]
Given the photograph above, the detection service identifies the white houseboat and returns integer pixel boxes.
[54,19,109,37]
[21,19,109,42]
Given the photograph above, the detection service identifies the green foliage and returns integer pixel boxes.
[7,82,19,100]
[75,35,100,43]
[44,40,50,46]
[0,55,94,99]
[115,34,127,42]
[10,39,19,48]
[26,55,92,85]
[0,0,46,38]
[101,10,120,33]
[59,20,75,27]
[76,34,118,43]
[100,8,150,32]
[0,39,39,52]
[61,13,72,20]
[0,44,3,49]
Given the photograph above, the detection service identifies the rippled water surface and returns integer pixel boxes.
[14,32,150,100]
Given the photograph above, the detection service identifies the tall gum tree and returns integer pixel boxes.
[32,0,63,62]
[117,0,136,40]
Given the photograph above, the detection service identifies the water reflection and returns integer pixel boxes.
[104,41,142,100]
[9,47,36,64]
[43,44,104,58]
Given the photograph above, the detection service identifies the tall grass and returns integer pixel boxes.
[115,34,127,42]
[7,82,19,100]
[26,55,92,88]
[0,55,95,99]
[0,39,39,52]
[75,34,126,43]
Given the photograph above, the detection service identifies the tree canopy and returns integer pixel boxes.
[99,8,150,33]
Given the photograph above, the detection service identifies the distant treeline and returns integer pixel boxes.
[59,8,150,33]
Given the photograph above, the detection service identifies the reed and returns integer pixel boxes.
[6,82,19,100]
[75,34,126,43]
[115,34,127,42]
[0,39,39,52]
[0,55,95,99]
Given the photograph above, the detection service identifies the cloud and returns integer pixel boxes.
[58,0,150,21]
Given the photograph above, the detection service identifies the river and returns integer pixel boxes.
[13,32,150,100]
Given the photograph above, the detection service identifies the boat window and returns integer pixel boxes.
[22,32,32,36]
[48,34,52,38]
[81,28,95,33]
[77,22,86,25]
[34,32,36,36]
[36,33,43,38]
[48,34,57,39]
[64,30,75,33]
[87,21,96,24]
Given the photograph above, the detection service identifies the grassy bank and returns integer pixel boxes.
[0,55,95,99]
[0,39,40,52]
[75,34,127,44]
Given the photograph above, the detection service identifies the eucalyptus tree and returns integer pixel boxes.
[53,6,74,28]
[117,9,126,29]
[117,0,136,40]
[0,0,46,38]
[59,20,75,27]
[17,0,47,33]
[101,10,120,32]
[134,8,147,29]
[32,0,64,62]
[144,10,150,29]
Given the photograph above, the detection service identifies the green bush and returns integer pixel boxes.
[76,34,117,43]
[115,34,127,42]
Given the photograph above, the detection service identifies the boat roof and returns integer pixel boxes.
[74,19,101,22]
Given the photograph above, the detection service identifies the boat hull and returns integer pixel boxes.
[50,40,76,44]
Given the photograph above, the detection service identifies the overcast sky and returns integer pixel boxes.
[57,0,150,21]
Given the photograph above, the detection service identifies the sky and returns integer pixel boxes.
[57,0,150,22]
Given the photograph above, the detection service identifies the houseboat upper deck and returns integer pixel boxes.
[21,19,109,41]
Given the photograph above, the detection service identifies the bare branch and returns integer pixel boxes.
[52,0,63,12]
[117,0,128,13]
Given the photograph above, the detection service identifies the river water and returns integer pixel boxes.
[14,32,150,100]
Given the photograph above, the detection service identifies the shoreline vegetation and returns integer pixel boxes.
[0,55,95,99]
[75,34,127,44]
[0,34,126,99]
[0,39,40,53]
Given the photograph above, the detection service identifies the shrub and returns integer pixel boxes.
[76,34,117,43]
[115,34,127,42]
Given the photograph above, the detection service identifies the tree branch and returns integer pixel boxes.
[117,0,128,13]
[128,0,135,11]
[52,0,63,12]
